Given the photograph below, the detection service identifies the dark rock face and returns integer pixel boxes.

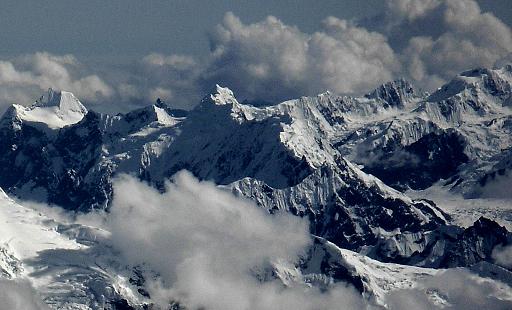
[440,217,509,268]
[51,112,108,210]
[368,217,510,268]
[365,79,416,108]
[154,95,314,189]
[0,102,183,211]
[0,112,109,211]
[300,237,366,293]
[362,130,469,191]
[161,114,313,189]
[231,162,447,261]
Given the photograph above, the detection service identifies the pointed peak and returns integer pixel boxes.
[34,89,87,114]
[2,89,88,129]
[208,84,238,106]
[35,88,59,107]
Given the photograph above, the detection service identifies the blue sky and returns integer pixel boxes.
[0,0,511,113]
[1,0,509,59]
[0,0,383,59]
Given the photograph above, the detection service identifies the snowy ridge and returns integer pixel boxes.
[0,188,143,309]
[0,66,510,308]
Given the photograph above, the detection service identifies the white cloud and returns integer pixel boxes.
[386,0,512,89]
[106,171,365,309]
[0,52,113,112]
[201,12,399,103]
[0,51,200,115]
[102,52,201,112]
[385,268,512,309]
[0,279,49,310]
[142,53,197,69]
[0,3,511,114]
[386,0,442,22]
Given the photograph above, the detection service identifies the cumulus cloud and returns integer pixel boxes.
[200,12,399,103]
[71,52,201,113]
[199,2,512,102]
[0,279,49,310]
[106,171,365,309]
[385,268,512,309]
[386,0,442,21]
[0,51,200,115]
[0,52,113,112]
[383,0,512,89]
[1,2,511,114]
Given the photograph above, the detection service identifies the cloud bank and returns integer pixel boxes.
[384,0,512,90]
[200,12,398,103]
[0,0,510,114]
[0,52,112,112]
[106,171,366,310]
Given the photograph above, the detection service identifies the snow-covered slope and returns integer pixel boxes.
[2,89,88,130]
[332,65,512,194]
[0,188,144,309]
[0,65,510,309]
[0,96,186,211]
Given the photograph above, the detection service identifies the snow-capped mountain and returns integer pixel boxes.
[0,91,186,211]
[0,65,511,309]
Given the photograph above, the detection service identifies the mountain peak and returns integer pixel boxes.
[427,65,512,103]
[6,89,88,129]
[210,84,238,106]
[365,79,416,107]
[36,89,86,111]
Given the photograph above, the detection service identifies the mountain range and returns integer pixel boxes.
[0,65,511,309]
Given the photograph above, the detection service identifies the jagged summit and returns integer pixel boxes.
[5,89,88,129]
[0,65,510,309]
[210,84,237,105]
[427,64,512,103]
[365,78,416,107]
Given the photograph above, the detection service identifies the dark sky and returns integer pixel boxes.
[1,0,508,60]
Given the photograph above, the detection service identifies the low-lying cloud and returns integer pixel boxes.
[385,268,512,310]
[0,279,49,310]
[106,171,366,309]
[492,244,512,269]
[478,171,512,199]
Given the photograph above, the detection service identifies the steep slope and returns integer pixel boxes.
[2,88,88,130]
[0,188,143,309]
[336,65,512,192]
[140,86,446,249]
[0,92,185,211]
